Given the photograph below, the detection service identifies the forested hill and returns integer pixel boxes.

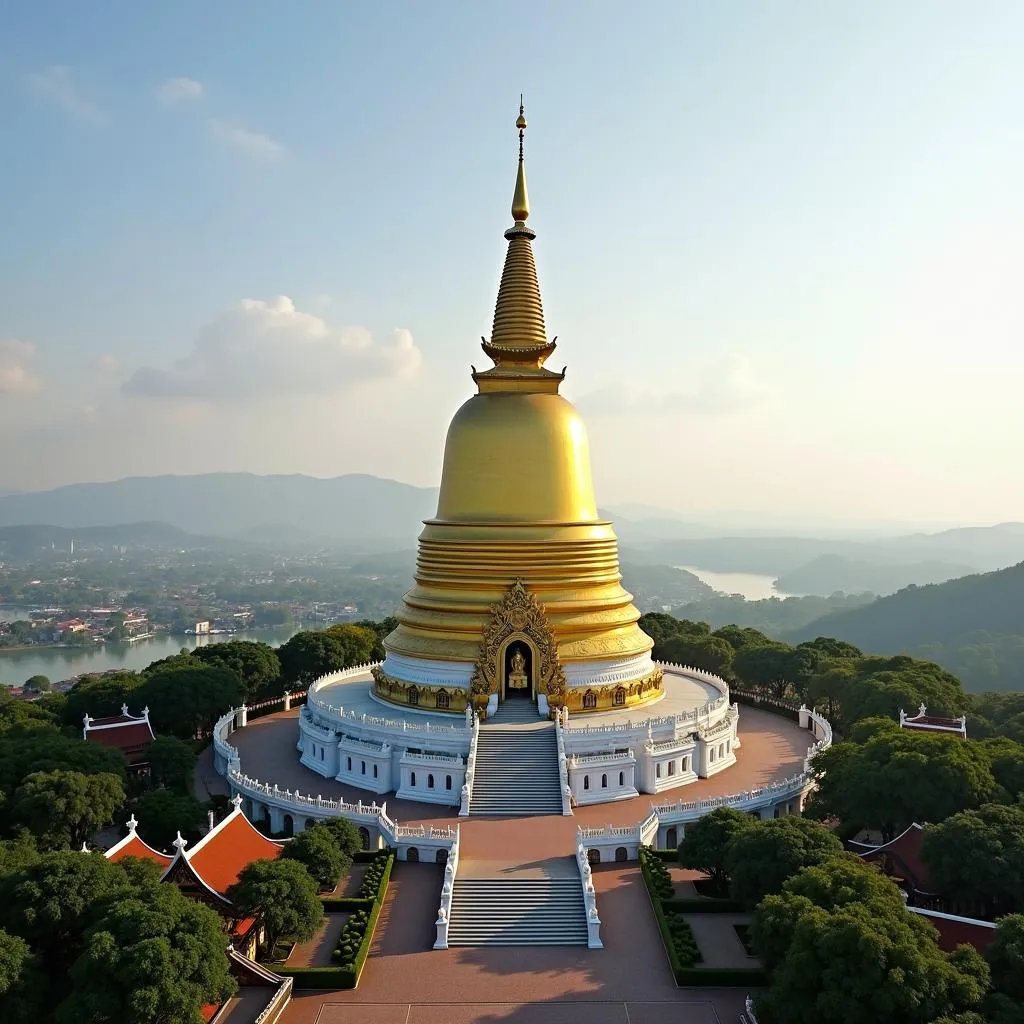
[790,561,1024,692]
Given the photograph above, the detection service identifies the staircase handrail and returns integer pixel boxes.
[555,710,573,815]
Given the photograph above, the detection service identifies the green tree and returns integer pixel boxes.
[0,927,42,1024]
[143,735,197,793]
[920,804,1024,917]
[0,852,135,992]
[752,855,988,1024]
[278,630,356,686]
[316,816,365,858]
[228,858,323,951]
[59,671,144,728]
[981,737,1024,799]
[806,731,997,839]
[724,816,844,907]
[23,674,50,693]
[986,913,1024,1001]
[133,790,207,851]
[281,824,349,891]
[190,640,281,699]
[712,625,775,652]
[324,623,378,664]
[138,663,243,740]
[732,644,797,699]
[12,769,125,850]
[0,728,127,795]
[659,634,734,677]
[57,874,235,1024]
[677,806,756,891]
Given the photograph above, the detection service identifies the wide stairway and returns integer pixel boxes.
[447,870,589,946]
[470,701,563,815]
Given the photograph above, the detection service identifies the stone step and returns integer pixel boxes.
[447,877,588,946]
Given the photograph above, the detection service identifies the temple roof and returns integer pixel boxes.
[83,705,155,763]
[185,804,284,897]
[104,815,173,868]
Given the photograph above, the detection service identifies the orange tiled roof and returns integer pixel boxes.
[105,830,173,869]
[187,812,283,896]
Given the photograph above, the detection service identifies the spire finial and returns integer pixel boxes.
[511,97,530,223]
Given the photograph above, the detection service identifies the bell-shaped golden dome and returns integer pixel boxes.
[436,392,599,524]
[379,103,656,713]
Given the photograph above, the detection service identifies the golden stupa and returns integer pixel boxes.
[373,102,660,717]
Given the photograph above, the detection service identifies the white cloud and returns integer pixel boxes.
[156,77,204,106]
[26,65,104,122]
[0,340,42,396]
[208,118,283,158]
[577,354,771,416]
[122,296,422,401]
[91,353,119,375]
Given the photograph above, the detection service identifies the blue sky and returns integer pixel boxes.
[1,1,1022,526]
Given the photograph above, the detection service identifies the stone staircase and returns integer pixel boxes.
[470,704,563,815]
[446,874,588,946]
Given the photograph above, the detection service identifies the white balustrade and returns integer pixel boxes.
[434,824,461,949]
[460,713,479,817]
[575,843,603,948]
[554,713,573,815]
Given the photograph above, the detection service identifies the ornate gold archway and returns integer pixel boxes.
[470,578,567,711]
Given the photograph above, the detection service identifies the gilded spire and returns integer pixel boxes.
[512,96,529,223]
[480,98,558,374]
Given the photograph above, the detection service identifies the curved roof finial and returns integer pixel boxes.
[511,96,530,224]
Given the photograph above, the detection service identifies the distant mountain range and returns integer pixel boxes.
[0,474,1021,585]
[0,473,438,544]
[774,554,978,597]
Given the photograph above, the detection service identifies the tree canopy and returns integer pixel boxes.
[190,640,281,700]
[752,856,989,1024]
[228,857,323,950]
[724,816,845,907]
[143,735,197,793]
[12,769,124,850]
[677,806,755,891]
[133,789,207,852]
[281,824,350,891]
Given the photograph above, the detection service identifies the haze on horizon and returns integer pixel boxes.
[1,1,1022,528]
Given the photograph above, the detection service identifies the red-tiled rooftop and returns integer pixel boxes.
[187,811,284,896]
[85,721,155,753]
[105,828,173,869]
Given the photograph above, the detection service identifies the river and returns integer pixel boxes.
[0,625,301,686]
[677,566,799,601]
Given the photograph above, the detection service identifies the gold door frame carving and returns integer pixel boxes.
[470,578,567,712]
[500,634,536,699]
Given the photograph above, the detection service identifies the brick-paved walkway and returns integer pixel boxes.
[203,705,803,1023]
[287,913,349,968]
[280,862,747,1023]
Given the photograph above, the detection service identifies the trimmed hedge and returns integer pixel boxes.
[663,897,746,914]
[276,965,355,989]
[354,849,382,863]
[320,896,373,911]
[280,850,394,991]
[649,848,679,862]
[677,967,767,987]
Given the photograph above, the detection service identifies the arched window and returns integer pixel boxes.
[407,847,419,862]
[665,826,678,849]
[726,740,731,754]
[428,774,435,789]
[346,756,352,771]
[446,775,452,790]
[410,771,417,787]
[710,747,716,762]
[373,764,378,778]
[436,849,448,865]
[615,846,628,862]
[656,763,662,778]
[618,771,624,787]
[601,773,608,788]
[667,760,675,776]
[358,826,370,849]
[614,687,626,706]
[436,689,450,709]
[588,848,600,865]
[361,761,366,774]
[319,747,324,761]
[583,690,597,710]
[408,686,419,706]
[584,775,590,790]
